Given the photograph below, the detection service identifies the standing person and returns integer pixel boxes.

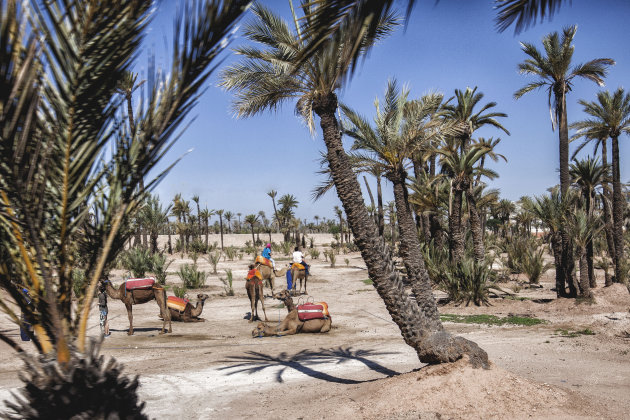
[292,246,309,275]
[98,283,110,337]
[261,243,276,272]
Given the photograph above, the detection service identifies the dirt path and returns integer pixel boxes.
[1,245,629,419]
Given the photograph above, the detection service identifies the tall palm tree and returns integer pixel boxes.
[0,0,249,416]
[515,25,614,295]
[278,194,299,241]
[220,2,487,366]
[267,190,280,232]
[216,209,225,250]
[199,208,214,248]
[192,195,201,239]
[570,157,607,287]
[141,195,172,253]
[224,211,233,234]
[245,214,259,245]
[571,88,630,284]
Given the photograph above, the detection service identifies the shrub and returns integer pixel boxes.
[151,253,173,285]
[172,285,186,299]
[308,248,320,260]
[504,236,538,274]
[327,251,336,268]
[177,263,207,289]
[72,268,87,299]
[280,241,293,255]
[344,258,350,267]
[438,257,494,306]
[220,269,234,296]
[189,239,207,254]
[205,251,221,274]
[121,247,152,278]
[420,241,450,285]
[190,251,199,265]
[224,246,237,261]
[309,237,315,248]
[521,246,553,284]
[346,241,359,252]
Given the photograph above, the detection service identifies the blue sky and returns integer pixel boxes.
[138,0,629,223]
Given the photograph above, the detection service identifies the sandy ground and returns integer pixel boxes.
[0,234,629,419]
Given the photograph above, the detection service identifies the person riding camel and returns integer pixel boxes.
[292,246,309,275]
[261,243,276,273]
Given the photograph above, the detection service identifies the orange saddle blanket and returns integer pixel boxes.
[247,269,262,281]
[291,262,305,270]
[255,256,272,267]
[167,296,189,312]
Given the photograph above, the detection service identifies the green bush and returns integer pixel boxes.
[521,246,552,284]
[121,247,152,277]
[151,253,173,285]
[308,248,320,260]
[72,268,87,299]
[189,239,207,254]
[438,257,494,306]
[220,268,234,296]
[172,285,187,299]
[177,263,207,289]
[280,241,293,255]
[504,236,538,274]
[420,241,450,284]
[224,246,237,261]
[205,251,221,274]
[327,250,336,268]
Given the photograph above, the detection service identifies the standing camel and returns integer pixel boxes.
[255,264,288,292]
[166,294,210,322]
[290,264,308,295]
[103,280,172,335]
[246,274,268,323]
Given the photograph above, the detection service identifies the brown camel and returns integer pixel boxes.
[255,264,288,292]
[166,293,209,322]
[104,280,172,335]
[252,290,331,337]
[290,264,308,295]
[246,276,268,323]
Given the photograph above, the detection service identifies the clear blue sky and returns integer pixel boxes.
[138,0,630,223]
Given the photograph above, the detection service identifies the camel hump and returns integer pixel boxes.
[125,277,156,291]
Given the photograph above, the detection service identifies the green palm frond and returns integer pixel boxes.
[494,0,568,34]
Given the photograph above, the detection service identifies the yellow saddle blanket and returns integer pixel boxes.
[291,263,305,270]
[255,256,272,267]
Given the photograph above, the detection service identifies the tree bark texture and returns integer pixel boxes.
[449,182,465,263]
[313,93,488,367]
[600,139,616,273]
[465,188,485,262]
[611,136,625,284]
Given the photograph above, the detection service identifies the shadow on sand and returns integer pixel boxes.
[218,346,401,384]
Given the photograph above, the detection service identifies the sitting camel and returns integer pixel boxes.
[166,293,209,322]
[246,270,268,323]
[103,279,172,335]
[255,264,288,293]
[251,289,331,337]
[290,263,308,295]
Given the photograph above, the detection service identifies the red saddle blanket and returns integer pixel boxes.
[297,302,329,321]
[255,256,272,267]
[247,269,262,280]
[125,277,155,291]
[167,296,189,312]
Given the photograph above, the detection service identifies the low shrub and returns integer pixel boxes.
[177,263,207,289]
[189,239,207,254]
[437,257,494,306]
[172,285,186,299]
[72,268,87,299]
[205,251,221,274]
[521,246,553,284]
[280,241,293,255]
[220,269,234,296]
[224,246,237,261]
[121,247,152,278]
[152,253,173,285]
[308,248,320,260]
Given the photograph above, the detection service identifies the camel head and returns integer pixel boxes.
[196,293,210,302]
[251,322,266,338]
[272,289,291,301]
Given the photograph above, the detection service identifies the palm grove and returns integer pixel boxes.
[0,0,628,418]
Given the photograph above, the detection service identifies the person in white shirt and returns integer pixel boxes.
[292,246,309,274]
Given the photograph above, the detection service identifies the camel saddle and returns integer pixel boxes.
[167,296,189,312]
[291,262,305,270]
[297,302,329,321]
[255,256,272,267]
[247,269,262,281]
[125,277,156,291]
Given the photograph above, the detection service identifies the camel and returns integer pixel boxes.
[246,276,268,323]
[255,264,288,292]
[290,264,308,295]
[252,289,331,337]
[103,280,172,335]
[166,294,209,322]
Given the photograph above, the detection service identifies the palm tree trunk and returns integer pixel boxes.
[449,183,465,263]
[466,188,485,262]
[611,135,625,284]
[600,138,616,271]
[377,175,385,237]
[551,233,564,297]
[390,174,441,326]
[558,92,575,297]
[219,216,224,251]
[579,251,591,298]
[313,93,487,367]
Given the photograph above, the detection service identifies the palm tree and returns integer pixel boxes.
[220,2,487,365]
[192,195,201,239]
[278,194,299,242]
[141,195,172,253]
[571,88,630,284]
[245,214,259,245]
[267,190,280,232]
[514,25,614,294]
[216,209,225,250]
[199,208,214,248]
[570,157,607,287]
[0,0,249,416]
[224,211,233,234]
[567,209,601,298]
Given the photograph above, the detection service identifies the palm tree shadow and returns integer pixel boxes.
[219,346,400,384]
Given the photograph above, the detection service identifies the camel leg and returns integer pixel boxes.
[125,303,134,335]
[248,288,256,323]
[155,287,171,333]
[258,284,268,322]
[304,274,308,295]
[273,326,299,336]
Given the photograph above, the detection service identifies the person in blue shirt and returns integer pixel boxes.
[261,243,276,271]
